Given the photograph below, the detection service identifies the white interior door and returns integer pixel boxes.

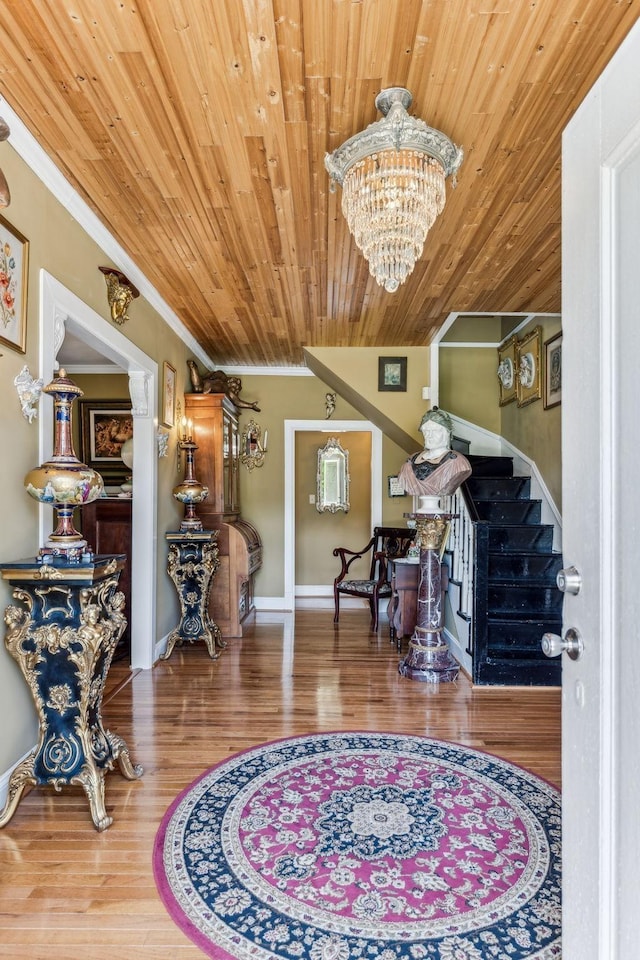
[561,21,640,958]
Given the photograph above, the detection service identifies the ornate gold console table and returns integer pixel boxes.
[0,555,143,831]
[162,530,224,660]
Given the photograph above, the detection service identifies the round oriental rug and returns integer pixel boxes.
[153,732,561,960]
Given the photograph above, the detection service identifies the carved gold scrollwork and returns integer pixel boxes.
[33,564,64,580]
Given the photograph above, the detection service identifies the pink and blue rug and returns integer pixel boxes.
[153,732,561,959]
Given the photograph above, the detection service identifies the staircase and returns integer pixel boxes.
[464,454,562,686]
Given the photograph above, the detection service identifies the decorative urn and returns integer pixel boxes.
[173,420,208,531]
[24,368,104,558]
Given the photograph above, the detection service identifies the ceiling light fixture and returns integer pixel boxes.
[325,87,463,293]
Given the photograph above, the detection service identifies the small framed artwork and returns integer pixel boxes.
[378,356,407,392]
[387,475,406,497]
[496,336,517,406]
[162,361,177,427]
[79,400,134,483]
[0,214,29,354]
[516,326,542,407]
[544,332,562,409]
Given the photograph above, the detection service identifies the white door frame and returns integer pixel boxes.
[561,20,640,957]
[39,270,157,670]
[284,420,383,609]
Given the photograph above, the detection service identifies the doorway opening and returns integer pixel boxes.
[284,419,383,609]
[39,271,158,669]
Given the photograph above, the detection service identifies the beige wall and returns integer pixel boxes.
[438,319,563,509]
[0,145,192,774]
[500,317,562,509]
[439,346,502,435]
[295,431,372,585]
[234,373,418,597]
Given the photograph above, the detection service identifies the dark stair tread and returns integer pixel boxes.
[487,610,562,622]
[467,455,514,478]
[466,477,531,500]
[474,500,542,524]
[487,524,555,553]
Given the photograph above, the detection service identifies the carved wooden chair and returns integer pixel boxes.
[333,526,416,631]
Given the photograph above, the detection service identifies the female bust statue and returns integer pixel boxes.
[397,407,471,499]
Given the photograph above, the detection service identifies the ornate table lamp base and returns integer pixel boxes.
[398,513,460,683]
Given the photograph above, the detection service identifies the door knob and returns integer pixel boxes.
[556,565,582,595]
[541,627,584,661]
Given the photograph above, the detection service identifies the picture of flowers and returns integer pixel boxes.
[0,215,29,353]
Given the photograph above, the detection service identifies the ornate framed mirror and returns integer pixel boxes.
[317,437,350,513]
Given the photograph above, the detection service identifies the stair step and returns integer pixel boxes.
[488,583,563,616]
[467,455,514,478]
[486,616,563,654]
[488,552,563,582]
[474,656,561,686]
[487,524,554,553]
[466,476,531,501]
[475,499,541,524]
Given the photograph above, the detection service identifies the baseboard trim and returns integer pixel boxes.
[0,747,33,810]
[444,626,472,677]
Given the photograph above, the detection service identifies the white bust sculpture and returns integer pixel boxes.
[397,407,472,511]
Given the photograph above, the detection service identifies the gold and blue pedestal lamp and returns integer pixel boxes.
[0,370,143,831]
[163,424,223,660]
[23,368,104,560]
[398,500,460,683]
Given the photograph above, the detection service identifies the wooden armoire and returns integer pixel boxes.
[185,393,262,637]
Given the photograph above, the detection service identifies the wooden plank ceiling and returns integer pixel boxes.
[0,0,637,366]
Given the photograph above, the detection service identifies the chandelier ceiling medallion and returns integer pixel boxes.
[325,87,463,293]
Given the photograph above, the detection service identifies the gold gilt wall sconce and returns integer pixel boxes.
[240,419,267,470]
[99,266,140,325]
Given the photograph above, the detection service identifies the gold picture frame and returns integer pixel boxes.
[78,400,134,483]
[162,361,177,427]
[497,336,517,406]
[516,326,542,407]
[0,214,29,354]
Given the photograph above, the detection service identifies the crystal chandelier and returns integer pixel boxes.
[325,88,463,293]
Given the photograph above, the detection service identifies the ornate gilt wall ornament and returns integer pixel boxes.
[98,266,140,325]
[240,419,267,470]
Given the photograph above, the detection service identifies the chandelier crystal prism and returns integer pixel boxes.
[325,88,463,293]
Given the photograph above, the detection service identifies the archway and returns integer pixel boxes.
[39,270,158,669]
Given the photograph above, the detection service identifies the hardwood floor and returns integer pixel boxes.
[0,609,561,958]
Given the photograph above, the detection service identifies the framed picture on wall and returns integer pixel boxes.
[516,326,542,407]
[378,356,407,392]
[544,332,562,408]
[497,336,517,405]
[79,400,134,483]
[0,214,29,354]
[387,475,406,497]
[162,361,177,427]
